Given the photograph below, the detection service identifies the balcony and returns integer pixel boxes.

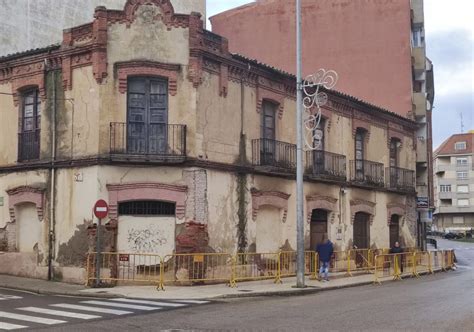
[349,160,385,187]
[18,131,40,162]
[438,191,453,199]
[412,47,425,73]
[305,150,346,181]
[436,206,474,214]
[413,92,427,118]
[109,123,186,162]
[251,138,296,171]
[385,167,416,192]
[416,137,427,164]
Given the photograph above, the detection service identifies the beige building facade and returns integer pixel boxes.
[0,0,418,283]
[433,133,474,232]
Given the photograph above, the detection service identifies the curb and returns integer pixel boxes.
[0,283,120,299]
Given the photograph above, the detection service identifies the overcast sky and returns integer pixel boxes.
[207,0,474,148]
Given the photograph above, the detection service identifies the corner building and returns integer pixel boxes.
[0,0,418,283]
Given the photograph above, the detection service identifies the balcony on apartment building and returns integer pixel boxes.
[349,159,385,187]
[412,47,425,73]
[437,206,474,214]
[109,122,187,162]
[416,136,428,164]
[413,92,427,118]
[18,131,40,162]
[386,166,416,192]
[305,150,346,182]
[251,138,296,171]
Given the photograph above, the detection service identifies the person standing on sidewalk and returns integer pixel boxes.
[316,235,334,282]
[390,241,404,273]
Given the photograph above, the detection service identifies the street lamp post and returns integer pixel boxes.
[295,0,338,288]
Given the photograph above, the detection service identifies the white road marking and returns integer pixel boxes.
[19,307,101,320]
[0,311,66,325]
[110,298,186,307]
[0,295,22,301]
[170,300,209,304]
[0,322,28,330]
[80,300,161,311]
[50,304,131,315]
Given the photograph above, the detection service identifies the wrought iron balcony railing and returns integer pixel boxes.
[18,131,40,161]
[305,150,346,181]
[110,123,186,159]
[349,159,385,187]
[251,138,296,170]
[386,166,416,192]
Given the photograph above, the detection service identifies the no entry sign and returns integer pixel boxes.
[93,199,109,219]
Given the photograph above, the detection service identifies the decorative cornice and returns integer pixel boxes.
[350,199,376,225]
[387,202,406,225]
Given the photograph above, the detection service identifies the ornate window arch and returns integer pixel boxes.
[387,203,406,225]
[350,199,375,225]
[251,188,290,223]
[306,195,338,223]
[7,186,45,222]
[107,182,188,226]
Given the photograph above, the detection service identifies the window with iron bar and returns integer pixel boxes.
[118,200,176,216]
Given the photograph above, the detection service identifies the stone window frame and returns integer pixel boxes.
[350,199,375,225]
[106,182,188,225]
[116,61,180,96]
[306,195,338,224]
[251,188,290,223]
[387,203,406,226]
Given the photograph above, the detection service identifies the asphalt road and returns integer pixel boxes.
[1,239,472,331]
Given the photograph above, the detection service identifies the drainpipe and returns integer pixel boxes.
[48,71,57,281]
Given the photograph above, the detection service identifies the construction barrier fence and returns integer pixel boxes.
[86,248,454,289]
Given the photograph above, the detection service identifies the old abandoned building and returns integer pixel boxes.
[0,0,418,283]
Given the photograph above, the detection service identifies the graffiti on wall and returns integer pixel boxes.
[127,225,168,253]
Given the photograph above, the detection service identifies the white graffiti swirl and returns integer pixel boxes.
[302,69,338,150]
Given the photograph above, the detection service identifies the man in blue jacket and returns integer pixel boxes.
[316,235,334,281]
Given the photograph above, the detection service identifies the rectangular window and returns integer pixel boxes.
[457,199,469,207]
[411,27,424,47]
[457,171,468,180]
[457,185,469,193]
[454,142,466,150]
[18,89,41,161]
[456,157,468,165]
[440,185,451,192]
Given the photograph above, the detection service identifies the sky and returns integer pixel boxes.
[206,0,474,149]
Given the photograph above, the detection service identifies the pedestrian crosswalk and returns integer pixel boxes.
[0,298,209,330]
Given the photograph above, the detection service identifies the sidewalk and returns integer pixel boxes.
[0,273,394,300]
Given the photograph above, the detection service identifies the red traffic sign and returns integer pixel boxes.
[93,199,109,219]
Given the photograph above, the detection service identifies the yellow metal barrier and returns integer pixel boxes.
[160,253,234,290]
[86,252,162,286]
[233,252,279,283]
[414,251,432,276]
[278,251,318,280]
[442,250,454,270]
[328,251,350,275]
[373,253,416,284]
[429,250,443,271]
[348,249,372,276]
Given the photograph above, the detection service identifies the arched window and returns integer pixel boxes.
[18,89,41,161]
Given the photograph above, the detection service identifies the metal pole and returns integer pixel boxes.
[295,0,305,288]
[95,218,102,287]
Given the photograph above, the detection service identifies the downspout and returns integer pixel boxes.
[48,71,57,280]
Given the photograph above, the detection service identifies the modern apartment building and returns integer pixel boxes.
[211,0,435,247]
[0,0,418,282]
[433,132,474,232]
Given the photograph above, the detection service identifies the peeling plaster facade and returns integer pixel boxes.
[0,0,418,283]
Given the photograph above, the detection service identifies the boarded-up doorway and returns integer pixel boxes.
[310,209,328,250]
[256,206,281,253]
[353,212,370,249]
[389,215,400,248]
